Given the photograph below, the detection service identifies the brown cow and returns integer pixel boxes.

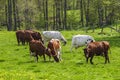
[47,39,61,62]
[16,30,26,45]
[24,30,44,44]
[83,41,110,64]
[29,33,50,62]
[16,30,44,45]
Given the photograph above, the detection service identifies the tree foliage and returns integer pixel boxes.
[0,0,120,31]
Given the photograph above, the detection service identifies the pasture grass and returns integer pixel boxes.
[0,28,120,80]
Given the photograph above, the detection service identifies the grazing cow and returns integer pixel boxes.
[70,35,95,52]
[83,41,110,64]
[42,31,67,46]
[16,30,44,45]
[16,30,26,45]
[25,30,44,44]
[29,34,50,62]
[47,39,61,62]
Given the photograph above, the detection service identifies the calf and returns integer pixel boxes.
[71,35,95,52]
[47,39,61,62]
[83,41,110,64]
[42,31,67,46]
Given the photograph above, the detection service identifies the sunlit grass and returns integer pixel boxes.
[0,28,120,80]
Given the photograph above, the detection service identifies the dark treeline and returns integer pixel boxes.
[0,0,120,31]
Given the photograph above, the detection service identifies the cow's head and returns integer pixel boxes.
[36,32,44,44]
[46,48,59,62]
[60,38,67,46]
[53,56,59,62]
[85,39,94,45]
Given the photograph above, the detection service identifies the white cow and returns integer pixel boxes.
[70,35,95,52]
[42,31,67,46]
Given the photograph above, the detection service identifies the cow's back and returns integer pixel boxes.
[72,35,93,46]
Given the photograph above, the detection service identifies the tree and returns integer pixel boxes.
[63,0,67,30]
[80,0,84,27]
[13,0,17,31]
[7,0,12,31]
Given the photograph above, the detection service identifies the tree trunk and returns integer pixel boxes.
[86,0,90,27]
[24,0,29,29]
[16,1,20,30]
[43,0,46,30]
[38,0,42,28]
[7,0,12,31]
[63,0,67,30]
[53,4,56,30]
[45,0,48,30]
[55,0,61,30]
[5,5,8,29]
[98,7,104,27]
[80,0,84,27]
[60,0,63,29]
[13,0,17,31]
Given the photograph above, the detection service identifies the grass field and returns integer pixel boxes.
[0,28,120,80]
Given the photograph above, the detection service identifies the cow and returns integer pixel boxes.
[42,31,67,46]
[29,33,50,62]
[24,30,44,44]
[70,35,95,52]
[83,41,110,64]
[16,30,26,45]
[47,39,61,62]
[16,30,44,45]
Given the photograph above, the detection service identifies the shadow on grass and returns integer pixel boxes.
[33,70,41,73]
[17,60,54,65]
[76,62,84,65]
[41,60,55,63]
[17,61,34,65]
[14,48,19,51]
[0,59,5,62]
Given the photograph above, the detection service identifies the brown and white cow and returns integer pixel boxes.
[83,41,110,64]
[47,39,61,62]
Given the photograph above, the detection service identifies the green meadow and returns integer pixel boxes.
[0,28,120,80]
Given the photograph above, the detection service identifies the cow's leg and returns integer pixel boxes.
[22,39,25,45]
[104,52,110,64]
[35,55,38,62]
[17,39,20,45]
[23,40,25,45]
[86,57,89,63]
[43,54,46,61]
[49,55,51,61]
[90,55,94,64]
